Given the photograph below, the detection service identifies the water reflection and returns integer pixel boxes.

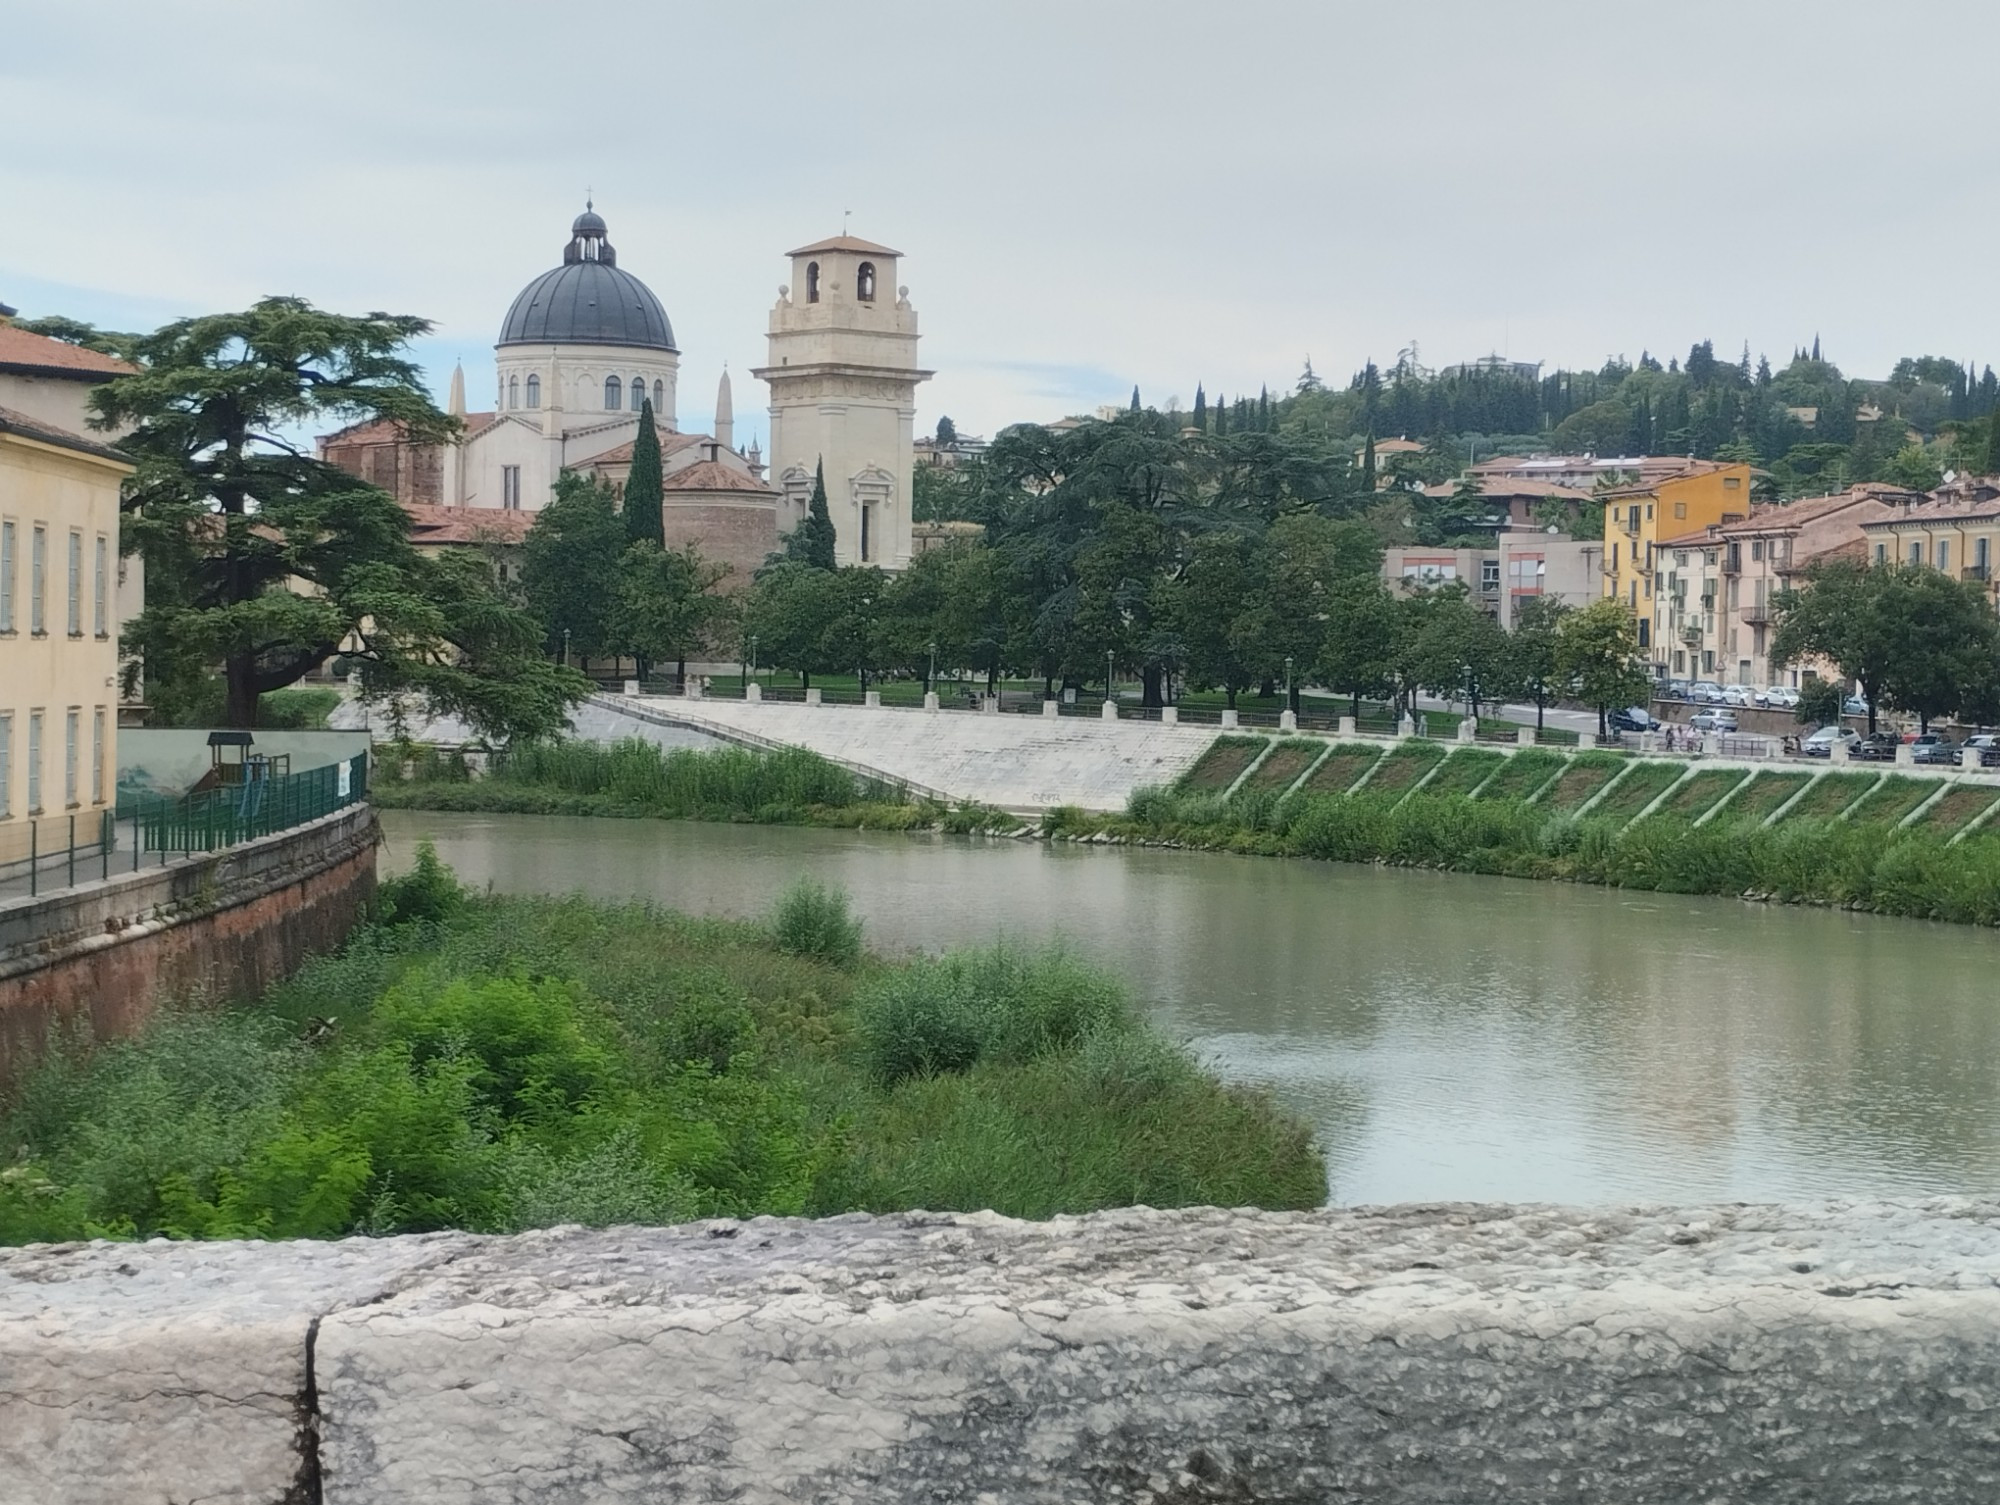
[380,811,2000,1205]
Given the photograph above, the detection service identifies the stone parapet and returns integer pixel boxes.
[5,1201,1997,1503]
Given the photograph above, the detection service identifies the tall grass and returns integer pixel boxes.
[1098,770,2000,927]
[0,879,1326,1244]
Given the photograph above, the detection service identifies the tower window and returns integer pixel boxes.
[525,374,540,409]
[857,262,877,302]
[806,261,820,303]
[508,375,519,409]
[631,377,646,411]
[605,375,622,411]
[653,379,663,410]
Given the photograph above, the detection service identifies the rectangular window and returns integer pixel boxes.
[1938,539,1951,572]
[1980,537,1992,571]
[1674,502,1687,519]
[27,711,42,813]
[1481,559,1500,591]
[66,531,82,636]
[31,525,46,633]
[1875,543,1887,565]
[93,536,108,636]
[0,713,10,818]
[1751,540,1763,561]
[1610,543,1619,570]
[64,710,78,807]
[91,708,105,805]
[860,503,873,563]
[1725,475,1742,489]
[0,520,13,631]
[501,466,521,509]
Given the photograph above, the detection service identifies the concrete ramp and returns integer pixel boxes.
[595,695,1215,812]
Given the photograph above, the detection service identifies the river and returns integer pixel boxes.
[379,810,2000,1207]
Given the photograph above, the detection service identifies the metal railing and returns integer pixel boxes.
[0,810,118,897]
[115,754,369,865]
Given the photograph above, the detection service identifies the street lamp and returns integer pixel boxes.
[562,627,571,669]
[748,634,758,689]
[1106,649,1115,702]
[1284,654,1294,713]
[927,639,938,695]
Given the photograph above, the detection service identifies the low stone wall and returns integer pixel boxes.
[6,1200,1998,1503]
[0,804,377,1078]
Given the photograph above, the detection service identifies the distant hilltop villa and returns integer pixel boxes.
[317,205,929,577]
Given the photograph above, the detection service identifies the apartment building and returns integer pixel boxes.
[1601,461,1752,652]
[1651,485,1909,685]
[1858,477,2000,590]
[1384,531,1605,628]
[0,407,131,859]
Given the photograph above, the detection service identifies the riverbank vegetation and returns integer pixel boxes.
[0,852,1324,1244]
[1048,743,2000,927]
[369,738,1016,834]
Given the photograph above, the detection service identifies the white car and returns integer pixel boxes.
[1803,724,1859,757]
[1689,681,1726,703]
[1689,709,1739,733]
[1765,686,1800,710]
[1721,684,1754,708]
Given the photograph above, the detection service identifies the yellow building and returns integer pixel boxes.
[0,407,131,862]
[1601,460,1753,654]
[1857,477,2000,594]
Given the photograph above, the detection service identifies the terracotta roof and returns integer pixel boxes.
[1715,487,1914,536]
[661,459,776,495]
[319,412,495,447]
[0,404,131,466]
[1658,525,1724,550]
[0,324,135,379]
[1862,493,2000,528]
[786,234,902,258]
[1422,477,1598,502]
[587,427,705,466]
[1600,460,1736,500]
[400,503,533,546]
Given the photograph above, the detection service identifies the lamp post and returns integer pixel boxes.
[1106,649,1115,702]
[927,639,937,695]
[748,634,758,689]
[562,628,570,669]
[1284,654,1294,715]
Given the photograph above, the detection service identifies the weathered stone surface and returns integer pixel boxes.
[6,1201,2000,1503]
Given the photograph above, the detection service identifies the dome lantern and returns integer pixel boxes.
[499,204,676,352]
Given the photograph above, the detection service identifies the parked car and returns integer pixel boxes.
[1762,686,1801,710]
[1802,725,1859,757]
[1662,679,1693,702]
[1721,684,1755,708]
[1842,695,1872,717]
[1911,733,1962,765]
[1689,681,1726,703]
[1965,734,2000,767]
[1853,732,1901,761]
[1688,709,1738,733]
[1610,706,1659,733]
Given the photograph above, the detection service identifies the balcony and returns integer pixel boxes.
[1680,625,1703,646]
[1739,603,1770,625]
[1964,564,1991,584]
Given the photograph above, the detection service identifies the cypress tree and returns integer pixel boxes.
[624,398,664,547]
[1361,434,1377,491]
[1258,384,1270,430]
[1130,385,1142,413]
[1811,334,1822,363]
[800,458,837,569]
[1214,394,1229,435]
[1984,413,2000,477]
[1192,384,1207,431]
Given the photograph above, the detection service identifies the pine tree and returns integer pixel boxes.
[624,398,665,547]
[1192,384,1207,431]
[784,457,838,569]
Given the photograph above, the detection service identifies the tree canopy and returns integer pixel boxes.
[97,297,586,736]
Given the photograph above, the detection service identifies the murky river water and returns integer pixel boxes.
[380,810,2000,1206]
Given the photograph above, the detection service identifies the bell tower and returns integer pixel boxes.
[754,234,931,569]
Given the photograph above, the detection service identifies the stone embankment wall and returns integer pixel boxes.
[598,694,1217,812]
[0,804,377,1078]
[6,1200,1998,1504]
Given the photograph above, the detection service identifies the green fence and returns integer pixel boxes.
[116,754,370,862]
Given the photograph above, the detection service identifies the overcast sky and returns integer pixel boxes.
[5,0,1995,447]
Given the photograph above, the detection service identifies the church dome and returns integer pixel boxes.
[498,206,677,352]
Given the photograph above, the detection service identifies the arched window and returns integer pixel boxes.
[525,374,540,409]
[652,379,664,410]
[604,375,622,411]
[805,261,820,303]
[857,261,876,302]
[507,376,519,409]
[631,377,646,411]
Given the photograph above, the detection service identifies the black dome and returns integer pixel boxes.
[498,207,677,351]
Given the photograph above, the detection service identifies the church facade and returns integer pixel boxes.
[319,207,928,581]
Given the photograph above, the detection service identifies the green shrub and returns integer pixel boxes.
[375,839,467,927]
[769,879,864,967]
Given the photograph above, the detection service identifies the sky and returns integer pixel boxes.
[4,0,1997,449]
